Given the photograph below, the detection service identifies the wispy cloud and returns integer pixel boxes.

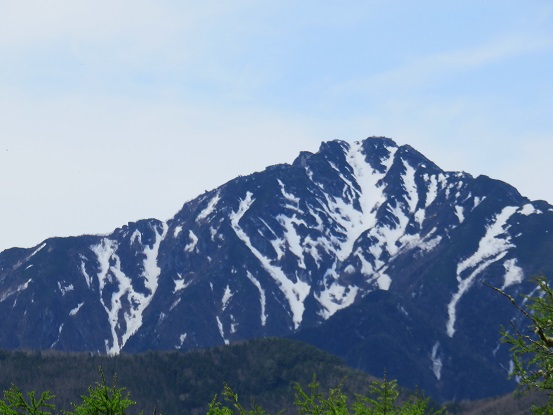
[334,34,553,94]
[1,2,552,250]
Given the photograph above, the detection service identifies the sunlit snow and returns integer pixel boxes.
[430,342,443,380]
[246,271,268,326]
[0,278,32,303]
[12,242,47,272]
[196,192,221,222]
[173,226,183,238]
[221,285,233,311]
[454,206,465,223]
[277,214,307,268]
[91,222,168,355]
[28,242,46,260]
[69,302,84,316]
[446,206,518,337]
[184,230,198,253]
[401,159,418,213]
[57,282,74,296]
[175,333,187,349]
[502,258,524,289]
[231,192,309,329]
[316,279,359,319]
[173,273,190,293]
[278,179,301,205]
[424,174,439,208]
[472,196,485,210]
[216,316,229,345]
[519,203,542,216]
[130,230,142,245]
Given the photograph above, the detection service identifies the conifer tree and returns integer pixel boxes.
[487,277,553,414]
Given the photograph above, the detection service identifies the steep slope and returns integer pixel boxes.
[1,136,552,401]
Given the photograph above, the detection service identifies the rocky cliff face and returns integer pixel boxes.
[2,137,552,401]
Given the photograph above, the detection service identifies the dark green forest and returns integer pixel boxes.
[0,338,384,414]
[0,338,544,414]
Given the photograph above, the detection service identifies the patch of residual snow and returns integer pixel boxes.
[0,278,32,303]
[184,230,198,253]
[246,271,268,326]
[91,222,168,355]
[430,342,443,380]
[446,206,518,337]
[519,203,542,216]
[196,192,221,222]
[315,142,398,309]
[231,192,309,329]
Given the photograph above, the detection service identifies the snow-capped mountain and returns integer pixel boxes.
[1,137,552,401]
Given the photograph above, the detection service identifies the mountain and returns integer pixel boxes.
[1,137,553,402]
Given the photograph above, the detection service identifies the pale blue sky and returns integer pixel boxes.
[1,1,552,251]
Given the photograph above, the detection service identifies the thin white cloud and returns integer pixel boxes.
[0,1,237,46]
[1,1,552,252]
[334,34,553,93]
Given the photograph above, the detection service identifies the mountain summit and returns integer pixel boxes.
[1,137,552,401]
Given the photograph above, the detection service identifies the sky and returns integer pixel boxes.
[1,1,553,252]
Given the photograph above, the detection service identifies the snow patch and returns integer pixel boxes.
[430,342,443,380]
[419,235,442,252]
[196,192,221,222]
[472,196,485,210]
[425,175,439,207]
[370,203,411,257]
[230,315,238,334]
[173,273,190,293]
[130,230,142,245]
[79,255,93,288]
[316,279,359,320]
[246,271,268,326]
[184,230,198,253]
[173,226,183,238]
[519,203,542,216]
[176,333,187,349]
[502,258,524,289]
[221,285,233,311]
[231,192,309,329]
[91,222,168,355]
[278,179,300,205]
[454,206,464,223]
[169,298,181,311]
[414,208,426,226]
[344,265,356,274]
[446,206,517,337]
[0,278,32,303]
[57,282,74,296]
[69,302,84,316]
[377,273,392,290]
[209,227,218,241]
[216,316,229,345]
[276,214,307,268]
[329,141,397,262]
[401,159,419,213]
[28,243,46,260]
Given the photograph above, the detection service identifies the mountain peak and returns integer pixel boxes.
[1,136,552,403]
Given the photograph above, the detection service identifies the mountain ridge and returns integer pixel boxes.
[1,136,552,401]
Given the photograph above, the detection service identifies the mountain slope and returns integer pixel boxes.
[1,136,552,401]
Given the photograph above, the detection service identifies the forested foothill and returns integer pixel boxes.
[0,336,547,415]
[0,338,382,414]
